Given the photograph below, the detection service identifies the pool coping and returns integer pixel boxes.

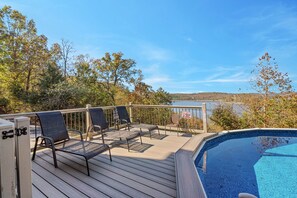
[175,133,218,198]
[175,128,297,198]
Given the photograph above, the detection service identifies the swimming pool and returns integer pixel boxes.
[194,129,297,198]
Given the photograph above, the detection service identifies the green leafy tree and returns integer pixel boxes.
[0,6,51,111]
[210,104,241,130]
[93,52,143,105]
[0,6,174,113]
[154,88,172,105]
[73,54,110,106]
[243,52,295,128]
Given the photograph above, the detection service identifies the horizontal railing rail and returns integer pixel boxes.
[0,103,208,148]
[130,103,207,133]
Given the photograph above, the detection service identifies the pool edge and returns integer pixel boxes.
[175,133,218,198]
[175,128,297,198]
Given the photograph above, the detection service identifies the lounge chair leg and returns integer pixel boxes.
[108,147,112,161]
[139,133,143,144]
[127,139,130,152]
[85,158,90,176]
[158,128,160,136]
[149,130,152,139]
[32,137,40,161]
[51,145,58,168]
[101,133,105,144]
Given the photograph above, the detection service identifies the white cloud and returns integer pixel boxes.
[141,63,160,73]
[144,75,171,84]
[139,43,172,62]
[241,3,297,45]
[185,37,193,42]
[182,67,251,84]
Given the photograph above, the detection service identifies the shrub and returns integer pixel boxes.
[210,104,241,130]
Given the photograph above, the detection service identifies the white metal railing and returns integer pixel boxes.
[0,103,208,148]
[131,103,207,133]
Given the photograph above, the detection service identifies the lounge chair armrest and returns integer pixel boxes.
[93,125,102,130]
[67,129,83,140]
[37,135,55,147]
[121,119,128,124]
[94,125,109,133]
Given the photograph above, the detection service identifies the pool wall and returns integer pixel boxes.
[175,133,218,198]
[175,128,297,198]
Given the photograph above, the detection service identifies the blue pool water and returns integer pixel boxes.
[194,130,297,198]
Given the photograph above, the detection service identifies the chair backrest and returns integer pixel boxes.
[171,114,180,125]
[115,106,131,124]
[89,108,109,131]
[37,111,69,143]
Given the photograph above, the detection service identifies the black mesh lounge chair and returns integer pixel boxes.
[32,111,112,176]
[115,106,160,139]
[88,108,142,151]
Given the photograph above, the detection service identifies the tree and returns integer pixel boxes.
[60,39,74,77]
[252,52,292,99]
[210,104,241,130]
[0,6,173,113]
[243,52,295,128]
[72,54,111,106]
[93,52,143,105]
[129,82,154,104]
[0,6,51,111]
[154,88,172,105]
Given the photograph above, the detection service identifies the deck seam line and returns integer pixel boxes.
[41,151,129,198]
[55,152,170,198]
[92,156,177,190]
[51,152,151,198]
[105,155,176,177]
[33,160,92,198]
[32,183,48,198]
[97,155,176,182]
[32,168,70,198]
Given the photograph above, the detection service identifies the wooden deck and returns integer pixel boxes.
[31,131,192,198]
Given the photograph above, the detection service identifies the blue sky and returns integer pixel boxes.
[2,0,297,93]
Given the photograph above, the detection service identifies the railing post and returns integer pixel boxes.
[15,117,32,198]
[0,118,16,198]
[202,103,208,133]
[86,104,92,140]
[129,102,133,123]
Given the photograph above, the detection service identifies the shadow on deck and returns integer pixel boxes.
[31,131,191,198]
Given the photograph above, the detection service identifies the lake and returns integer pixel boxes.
[172,100,245,116]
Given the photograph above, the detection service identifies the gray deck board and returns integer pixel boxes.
[32,185,47,198]
[85,155,177,196]
[34,155,110,198]
[31,131,191,198]
[112,156,175,176]
[55,152,156,198]
[41,152,131,198]
[32,162,88,198]
[96,154,177,189]
[32,171,68,198]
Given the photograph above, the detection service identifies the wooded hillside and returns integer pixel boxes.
[170,92,258,102]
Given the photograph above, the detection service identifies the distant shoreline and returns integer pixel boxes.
[172,99,244,104]
[172,99,220,102]
[170,92,258,102]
